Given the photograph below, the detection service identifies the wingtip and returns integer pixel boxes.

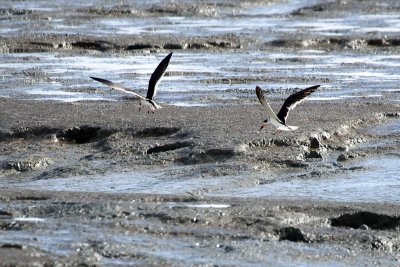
[160,52,173,65]
[304,84,321,92]
[255,86,265,102]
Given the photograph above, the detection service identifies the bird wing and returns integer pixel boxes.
[90,76,146,100]
[276,85,320,124]
[146,52,173,100]
[255,86,282,123]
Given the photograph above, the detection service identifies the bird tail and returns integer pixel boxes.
[150,101,163,110]
[145,99,163,110]
[152,102,163,109]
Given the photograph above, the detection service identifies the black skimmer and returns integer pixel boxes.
[256,85,320,131]
[91,52,173,112]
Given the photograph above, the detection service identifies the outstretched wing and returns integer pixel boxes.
[147,52,173,100]
[90,76,146,100]
[276,85,320,124]
[255,86,282,123]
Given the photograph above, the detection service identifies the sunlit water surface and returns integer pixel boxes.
[1,51,399,104]
[1,0,400,104]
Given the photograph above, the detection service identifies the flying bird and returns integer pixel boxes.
[256,85,320,131]
[91,52,173,112]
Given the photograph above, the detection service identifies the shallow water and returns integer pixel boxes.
[1,51,400,104]
[3,153,399,203]
[1,0,400,37]
[0,220,379,267]
[222,156,400,203]
[366,118,400,136]
[1,0,400,104]
[2,166,242,195]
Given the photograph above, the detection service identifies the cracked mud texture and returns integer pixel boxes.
[1,0,400,266]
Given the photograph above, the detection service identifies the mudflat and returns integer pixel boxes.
[1,97,399,266]
[1,0,400,266]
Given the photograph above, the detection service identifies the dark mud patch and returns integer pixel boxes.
[291,2,335,16]
[367,38,400,47]
[56,126,114,144]
[1,33,245,53]
[304,150,323,160]
[277,227,307,242]
[336,152,366,162]
[0,244,23,249]
[71,40,117,52]
[0,210,12,217]
[147,141,194,155]
[125,43,154,50]
[178,148,238,164]
[272,159,309,168]
[1,126,60,141]
[331,212,400,230]
[14,195,50,201]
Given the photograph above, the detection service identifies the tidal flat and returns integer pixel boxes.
[0,0,400,266]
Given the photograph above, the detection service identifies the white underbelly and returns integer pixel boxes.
[270,118,298,131]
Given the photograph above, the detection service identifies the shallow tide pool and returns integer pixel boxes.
[3,153,399,203]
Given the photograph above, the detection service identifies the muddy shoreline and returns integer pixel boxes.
[0,98,398,179]
[1,0,400,265]
[0,97,399,266]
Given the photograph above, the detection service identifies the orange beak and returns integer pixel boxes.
[259,123,267,131]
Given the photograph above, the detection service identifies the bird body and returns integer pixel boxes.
[256,85,320,131]
[91,52,173,112]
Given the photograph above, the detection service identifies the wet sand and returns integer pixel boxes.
[1,0,400,266]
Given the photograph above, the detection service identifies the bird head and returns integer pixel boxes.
[259,118,270,131]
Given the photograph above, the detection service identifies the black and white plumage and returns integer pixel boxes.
[256,85,320,131]
[91,52,173,111]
